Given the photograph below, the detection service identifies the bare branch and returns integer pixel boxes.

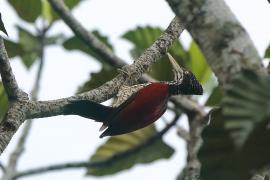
[14,115,180,179]
[2,121,32,180]
[166,0,264,85]
[0,37,27,100]
[48,0,126,67]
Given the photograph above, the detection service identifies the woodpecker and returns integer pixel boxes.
[64,54,203,138]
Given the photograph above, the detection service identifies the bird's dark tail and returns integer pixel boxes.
[63,100,115,122]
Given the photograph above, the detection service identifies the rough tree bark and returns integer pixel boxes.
[166,0,264,85]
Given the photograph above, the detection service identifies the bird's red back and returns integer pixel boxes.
[107,83,169,136]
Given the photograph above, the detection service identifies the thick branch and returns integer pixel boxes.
[0,16,184,155]
[26,16,185,119]
[1,26,47,180]
[14,115,180,179]
[166,0,264,85]
[0,37,27,100]
[2,121,32,180]
[48,0,126,67]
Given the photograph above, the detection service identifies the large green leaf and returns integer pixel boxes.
[0,13,8,36]
[78,65,118,93]
[5,26,60,69]
[122,26,189,81]
[205,86,222,107]
[8,0,42,22]
[188,41,212,84]
[222,70,270,147]
[42,0,83,22]
[17,26,41,68]
[63,30,113,63]
[86,125,174,176]
[0,82,8,122]
[199,71,270,179]
[199,109,239,180]
[199,109,270,180]
[3,39,24,58]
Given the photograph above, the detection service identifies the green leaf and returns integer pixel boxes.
[122,26,189,81]
[86,125,174,176]
[0,13,8,35]
[64,0,82,9]
[264,44,270,58]
[3,39,24,58]
[78,65,118,93]
[188,41,212,84]
[199,109,270,180]
[41,0,82,22]
[239,117,270,177]
[205,86,222,106]
[222,70,270,147]
[0,82,8,122]
[41,0,54,22]
[8,0,42,22]
[199,109,238,180]
[5,26,60,68]
[17,26,41,68]
[63,30,113,63]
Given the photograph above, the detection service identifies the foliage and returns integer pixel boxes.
[122,26,187,81]
[205,86,222,107]
[78,65,118,93]
[264,44,270,58]
[7,0,82,23]
[63,30,114,64]
[199,70,270,180]
[86,125,174,176]
[188,41,212,84]
[8,0,42,22]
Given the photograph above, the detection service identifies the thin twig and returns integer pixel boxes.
[14,115,180,179]
[2,121,32,180]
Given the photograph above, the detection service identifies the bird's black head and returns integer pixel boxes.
[168,70,203,95]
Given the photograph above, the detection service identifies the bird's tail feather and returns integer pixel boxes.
[63,100,115,122]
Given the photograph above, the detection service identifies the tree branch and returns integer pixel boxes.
[26,16,185,119]
[0,15,185,155]
[166,0,264,85]
[0,37,27,100]
[183,111,207,180]
[14,115,180,179]
[1,25,47,180]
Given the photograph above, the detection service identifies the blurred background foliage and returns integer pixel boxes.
[0,0,270,179]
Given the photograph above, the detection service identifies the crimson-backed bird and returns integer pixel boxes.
[64,54,203,137]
